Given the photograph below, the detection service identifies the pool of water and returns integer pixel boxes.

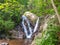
[0,39,32,45]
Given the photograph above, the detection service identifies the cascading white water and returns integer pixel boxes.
[22,15,39,39]
[33,17,39,33]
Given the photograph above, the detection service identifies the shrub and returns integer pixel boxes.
[0,1,25,31]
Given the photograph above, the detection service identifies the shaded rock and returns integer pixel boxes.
[9,25,25,39]
[0,42,8,45]
[24,38,32,45]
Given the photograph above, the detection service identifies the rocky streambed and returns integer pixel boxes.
[0,39,24,45]
[0,12,40,45]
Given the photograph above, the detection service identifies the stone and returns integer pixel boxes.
[9,25,24,39]
[24,12,38,24]
[0,42,8,45]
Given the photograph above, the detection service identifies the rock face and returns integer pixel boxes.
[24,12,38,25]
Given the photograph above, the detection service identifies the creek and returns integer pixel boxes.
[0,15,40,45]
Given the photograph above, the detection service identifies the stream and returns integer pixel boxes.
[0,15,39,45]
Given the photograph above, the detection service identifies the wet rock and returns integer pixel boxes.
[9,25,24,39]
[0,42,8,45]
[24,38,32,45]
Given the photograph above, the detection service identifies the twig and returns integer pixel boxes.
[51,0,60,24]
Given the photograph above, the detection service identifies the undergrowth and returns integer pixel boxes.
[35,17,60,45]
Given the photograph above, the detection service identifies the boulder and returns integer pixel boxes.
[24,12,38,24]
[9,25,24,39]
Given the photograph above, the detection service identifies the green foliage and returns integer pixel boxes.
[36,31,58,45]
[54,0,60,14]
[0,19,15,31]
[0,0,4,3]
[35,18,60,45]
[17,0,29,5]
[0,0,25,31]
[27,0,54,16]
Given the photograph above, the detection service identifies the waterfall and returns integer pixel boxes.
[33,18,39,33]
[22,15,39,38]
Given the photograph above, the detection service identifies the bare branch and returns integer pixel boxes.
[51,0,60,24]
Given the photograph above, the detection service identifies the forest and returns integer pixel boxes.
[0,0,60,45]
